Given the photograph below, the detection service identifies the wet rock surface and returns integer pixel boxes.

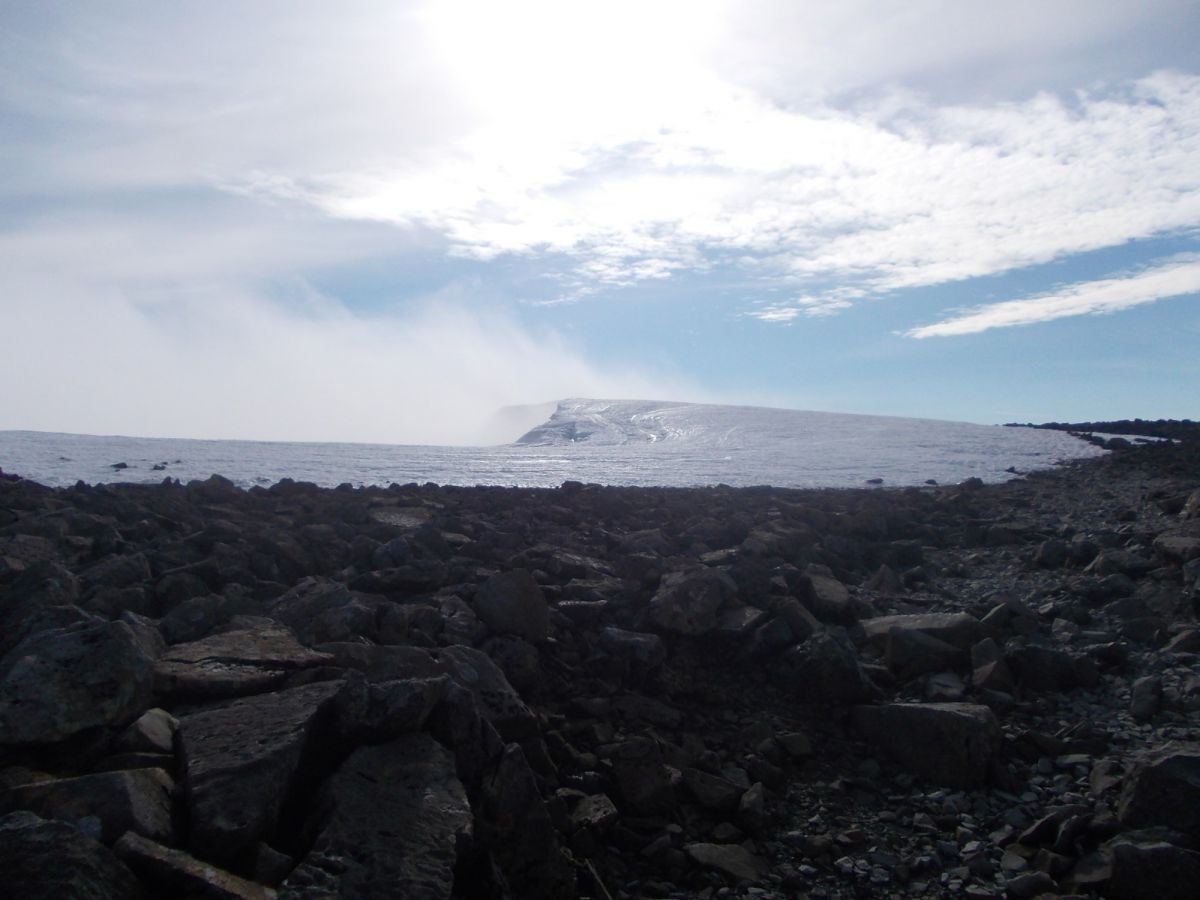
[0,439,1198,897]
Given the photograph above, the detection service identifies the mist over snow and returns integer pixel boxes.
[0,275,685,446]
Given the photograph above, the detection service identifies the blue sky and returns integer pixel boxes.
[1,0,1198,443]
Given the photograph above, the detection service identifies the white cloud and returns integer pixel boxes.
[2,0,1199,367]
[906,255,1200,338]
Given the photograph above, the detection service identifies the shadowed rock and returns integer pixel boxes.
[0,810,142,899]
[177,679,346,866]
[280,734,471,900]
[0,767,175,845]
[853,702,1001,789]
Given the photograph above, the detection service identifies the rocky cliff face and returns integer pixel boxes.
[0,440,1198,898]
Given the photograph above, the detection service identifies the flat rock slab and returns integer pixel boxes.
[0,767,175,845]
[859,612,986,650]
[115,831,276,900]
[0,620,156,745]
[280,733,471,900]
[684,842,770,883]
[178,679,346,865]
[0,810,141,900]
[853,702,1000,789]
[155,626,334,702]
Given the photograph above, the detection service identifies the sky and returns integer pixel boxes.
[2,0,1198,444]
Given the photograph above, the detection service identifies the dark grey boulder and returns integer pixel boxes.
[177,679,346,865]
[0,810,141,899]
[1105,837,1200,900]
[472,568,550,642]
[0,620,157,745]
[268,577,382,646]
[853,702,1001,789]
[0,767,175,845]
[280,734,472,900]
[1118,742,1200,835]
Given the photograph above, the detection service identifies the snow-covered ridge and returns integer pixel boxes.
[517,398,982,447]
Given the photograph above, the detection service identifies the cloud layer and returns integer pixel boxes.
[906,255,1200,338]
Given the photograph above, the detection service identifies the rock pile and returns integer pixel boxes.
[1,439,1198,898]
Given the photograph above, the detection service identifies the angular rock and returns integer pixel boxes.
[853,702,1001,789]
[771,630,877,705]
[570,793,618,833]
[598,626,666,671]
[268,578,381,646]
[608,736,674,815]
[885,628,967,680]
[472,569,550,642]
[1007,644,1099,692]
[0,811,141,898]
[477,743,575,899]
[115,831,274,900]
[0,620,157,745]
[682,767,742,812]
[114,708,178,755]
[280,734,471,900]
[0,767,174,845]
[648,566,737,635]
[154,626,334,702]
[1118,743,1200,835]
[805,571,856,624]
[177,679,346,865]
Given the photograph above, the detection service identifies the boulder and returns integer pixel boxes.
[177,679,346,865]
[853,702,1001,789]
[0,767,174,845]
[0,811,141,899]
[648,566,737,635]
[1154,533,1200,564]
[115,831,274,900]
[471,569,549,642]
[0,620,157,745]
[805,571,856,624]
[1118,743,1200,835]
[280,734,472,900]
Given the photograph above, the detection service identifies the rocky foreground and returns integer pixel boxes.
[1,442,1198,900]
